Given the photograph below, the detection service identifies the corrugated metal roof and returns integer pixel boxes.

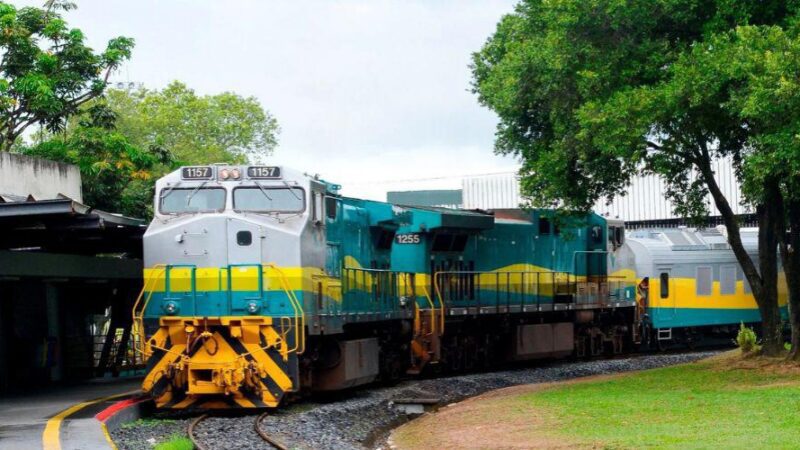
[0,196,145,256]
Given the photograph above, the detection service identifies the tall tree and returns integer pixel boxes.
[0,1,133,151]
[472,0,800,355]
[103,81,279,164]
[23,103,173,218]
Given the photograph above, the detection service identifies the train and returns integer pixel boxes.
[133,164,779,409]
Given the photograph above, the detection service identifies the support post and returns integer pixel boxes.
[45,283,63,382]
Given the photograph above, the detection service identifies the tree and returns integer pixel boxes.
[23,103,173,218]
[471,0,800,355]
[0,1,133,151]
[103,81,279,164]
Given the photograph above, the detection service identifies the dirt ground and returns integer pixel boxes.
[389,375,618,450]
[389,351,800,450]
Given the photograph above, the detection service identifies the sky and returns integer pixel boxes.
[20,0,521,200]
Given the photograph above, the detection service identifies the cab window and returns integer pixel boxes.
[233,187,305,213]
[160,188,226,214]
[609,225,625,246]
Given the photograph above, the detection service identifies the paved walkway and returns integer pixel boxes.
[0,377,141,450]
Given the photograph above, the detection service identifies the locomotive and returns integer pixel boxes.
[134,164,766,409]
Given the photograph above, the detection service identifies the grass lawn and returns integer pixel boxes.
[153,435,193,450]
[391,352,800,449]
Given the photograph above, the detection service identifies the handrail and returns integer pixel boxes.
[433,272,445,327]
[571,250,608,280]
[420,284,443,336]
[131,264,168,356]
[418,284,439,336]
[434,269,576,308]
[226,263,264,313]
[264,263,306,355]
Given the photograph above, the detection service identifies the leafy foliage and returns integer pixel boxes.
[471,0,800,354]
[0,1,133,151]
[736,322,760,354]
[103,81,279,164]
[471,0,799,215]
[22,103,173,218]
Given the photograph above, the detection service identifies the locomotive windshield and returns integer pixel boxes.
[233,187,305,213]
[160,187,226,214]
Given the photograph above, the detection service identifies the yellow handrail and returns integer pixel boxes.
[419,284,441,336]
[131,264,168,356]
[432,273,447,335]
[265,263,306,355]
[402,273,420,336]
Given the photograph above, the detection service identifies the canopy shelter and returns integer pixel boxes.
[0,195,145,393]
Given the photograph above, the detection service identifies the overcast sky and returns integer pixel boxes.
[21,0,520,200]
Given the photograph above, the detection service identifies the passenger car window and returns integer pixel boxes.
[696,266,713,296]
[160,188,226,214]
[743,276,752,294]
[233,187,305,213]
[720,266,736,295]
[615,226,625,245]
[660,272,669,298]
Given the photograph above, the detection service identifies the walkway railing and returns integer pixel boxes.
[341,267,416,310]
[434,270,575,311]
[132,263,306,358]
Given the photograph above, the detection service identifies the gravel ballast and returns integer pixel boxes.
[112,351,719,450]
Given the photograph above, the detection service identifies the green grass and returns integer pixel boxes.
[120,418,178,429]
[519,355,800,449]
[153,434,193,450]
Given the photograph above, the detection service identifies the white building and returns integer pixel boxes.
[462,156,750,221]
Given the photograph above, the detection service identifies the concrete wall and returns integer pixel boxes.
[0,152,82,202]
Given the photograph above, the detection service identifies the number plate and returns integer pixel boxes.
[247,166,282,179]
[395,233,421,244]
[181,166,213,180]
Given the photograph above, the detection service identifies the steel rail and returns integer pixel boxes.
[187,414,210,450]
[255,412,289,450]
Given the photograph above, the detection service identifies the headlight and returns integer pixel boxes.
[231,168,241,179]
[163,301,179,315]
[220,168,230,180]
[247,301,260,314]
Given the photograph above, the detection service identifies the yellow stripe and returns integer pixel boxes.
[649,277,788,309]
[143,266,314,293]
[101,422,118,450]
[42,390,137,450]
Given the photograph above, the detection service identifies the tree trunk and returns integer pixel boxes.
[781,199,800,360]
[696,152,783,355]
[756,188,783,356]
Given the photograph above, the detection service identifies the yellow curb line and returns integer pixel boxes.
[42,390,139,450]
[101,421,118,450]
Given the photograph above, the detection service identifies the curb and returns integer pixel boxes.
[95,395,154,434]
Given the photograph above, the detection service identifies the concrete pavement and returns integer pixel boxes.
[0,377,142,450]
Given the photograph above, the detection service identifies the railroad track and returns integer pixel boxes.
[122,351,721,450]
[188,412,289,450]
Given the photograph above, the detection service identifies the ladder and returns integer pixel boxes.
[408,285,443,375]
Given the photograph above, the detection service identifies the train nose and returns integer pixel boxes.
[141,317,297,408]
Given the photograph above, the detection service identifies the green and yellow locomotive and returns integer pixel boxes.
[134,164,691,409]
